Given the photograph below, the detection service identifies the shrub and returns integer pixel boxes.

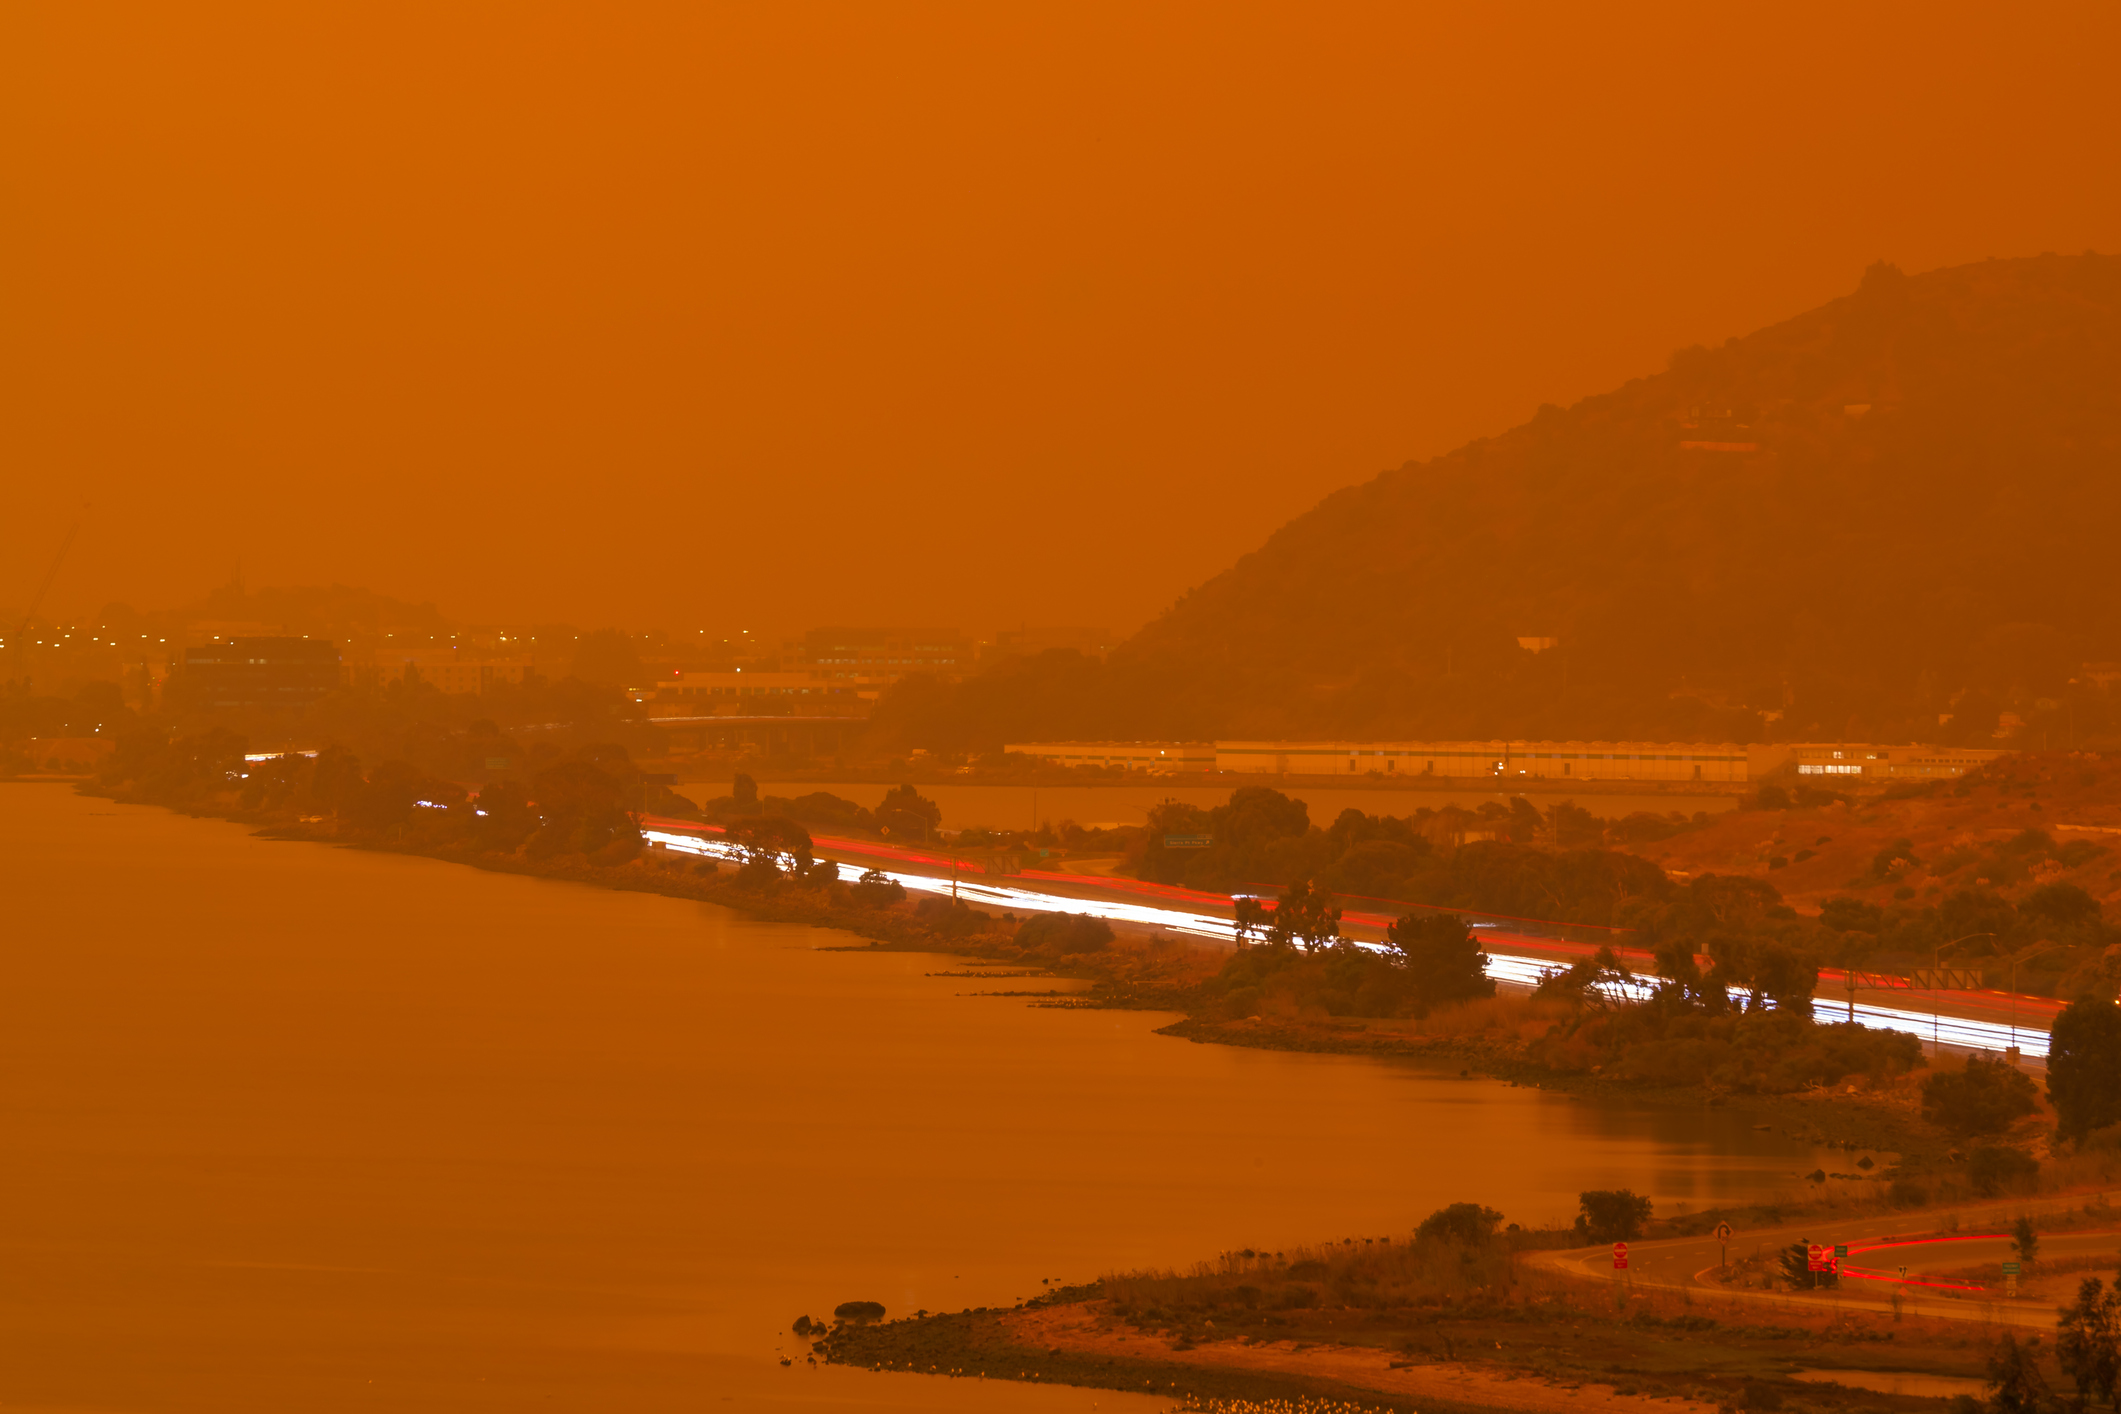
[1888,1177,1930,1207]
[1966,1144,2040,1196]
[733,857,784,889]
[1921,1056,2039,1136]
[848,868,905,907]
[1016,912,1114,955]
[1871,839,1922,878]
[1777,1241,1837,1290]
[1415,1203,1504,1247]
[913,896,994,938]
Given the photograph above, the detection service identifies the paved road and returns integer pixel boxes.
[1529,1190,2121,1330]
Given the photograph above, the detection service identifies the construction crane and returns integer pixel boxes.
[8,520,81,689]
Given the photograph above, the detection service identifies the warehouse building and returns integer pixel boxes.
[1214,740,1750,782]
[1006,741,1216,773]
[1748,743,2001,779]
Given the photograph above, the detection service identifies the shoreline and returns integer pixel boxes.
[59,783,1946,1160]
[812,1183,2121,1412]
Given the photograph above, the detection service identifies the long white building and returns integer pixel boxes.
[1216,740,1750,782]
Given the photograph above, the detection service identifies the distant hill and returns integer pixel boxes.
[1093,253,2121,746]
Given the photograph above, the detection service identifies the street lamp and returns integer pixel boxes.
[1998,941,2058,1053]
[1924,933,1996,1054]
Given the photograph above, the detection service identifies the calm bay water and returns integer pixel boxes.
[680,780,1738,833]
[4,784,1825,1412]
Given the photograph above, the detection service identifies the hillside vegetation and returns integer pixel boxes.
[874,253,2121,750]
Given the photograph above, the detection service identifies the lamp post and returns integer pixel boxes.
[1926,933,1995,1054]
[2000,941,2057,1053]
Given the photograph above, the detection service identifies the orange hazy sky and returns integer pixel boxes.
[6,3,2118,638]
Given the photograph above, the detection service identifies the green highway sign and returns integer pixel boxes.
[1834,1244,1848,1258]
[1163,834,1211,849]
[2002,1261,2022,1274]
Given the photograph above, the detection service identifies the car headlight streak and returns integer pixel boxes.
[641,829,2049,1058]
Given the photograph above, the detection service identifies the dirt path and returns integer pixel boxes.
[1003,1303,1721,1414]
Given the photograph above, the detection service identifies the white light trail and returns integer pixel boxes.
[643,829,2051,1057]
[644,829,1245,941]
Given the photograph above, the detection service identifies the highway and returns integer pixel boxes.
[637,817,2061,1060]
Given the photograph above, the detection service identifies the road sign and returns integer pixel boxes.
[1898,1265,1909,1279]
[1163,834,1211,849]
[1713,1223,1733,1243]
[1807,1243,1828,1272]
[1612,1241,1628,1270]
[2007,1275,2019,1296]
[1714,1221,1733,1270]
[2002,1261,2021,1275]
[1834,1243,1849,1267]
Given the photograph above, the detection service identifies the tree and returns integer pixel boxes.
[1537,946,1635,1011]
[1921,1056,2039,1136]
[1574,1189,1652,1244]
[1986,1332,2052,1414]
[527,757,638,857]
[1967,1144,2040,1197]
[1265,879,1341,949]
[1415,1203,1504,1247]
[727,815,813,871]
[2021,883,2102,931]
[1386,911,1495,1008]
[2012,1215,2040,1266]
[875,782,941,840]
[1232,895,1269,946]
[2048,999,2121,1145]
[2057,1278,2121,1412]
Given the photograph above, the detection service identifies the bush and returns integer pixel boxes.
[734,857,784,890]
[1966,1144,2039,1196]
[1016,912,1114,955]
[1888,1177,1930,1207]
[913,896,994,938]
[1871,839,1922,878]
[1778,1241,1837,1290]
[1414,1203,1504,1246]
[848,868,906,907]
[1921,1056,2039,1136]
[1574,1189,1652,1244]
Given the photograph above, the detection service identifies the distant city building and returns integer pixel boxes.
[1515,636,1560,653]
[984,626,1117,663]
[1216,740,1750,782]
[357,647,536,694]
[641,670,864,716]
[1750,743,2002,779]
[180,638,341,709]
[1006,741,1215,773]
[1211,739,2006,782]
[787,627,971,693]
